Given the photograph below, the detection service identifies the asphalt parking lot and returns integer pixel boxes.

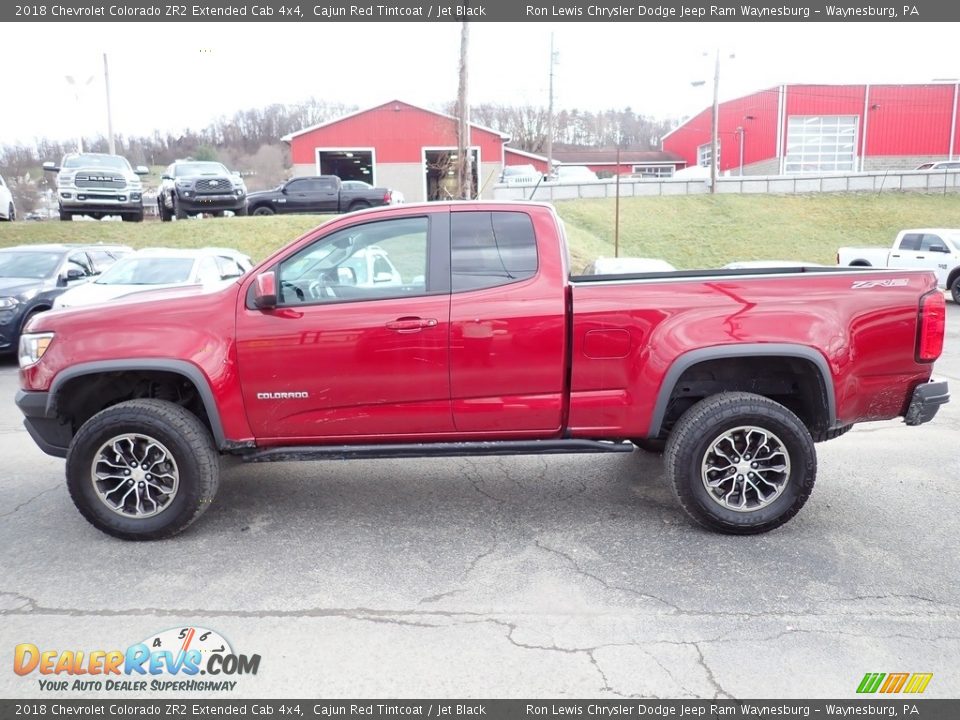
[2,307,960,699]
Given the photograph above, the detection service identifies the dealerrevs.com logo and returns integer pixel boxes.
[14,626,261,692]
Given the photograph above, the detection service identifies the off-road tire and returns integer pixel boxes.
[251,205,274,216]
[951,276,960,305]
[174,196,188,220]
[59,209,72,221]
[122,210,144,223]
[348,200,371,213]
[66,399,220,540]
[158,199,172,222]
[2,203,14,221]
[233,205,248,217]
[664,392,817,535]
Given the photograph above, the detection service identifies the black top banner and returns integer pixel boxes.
[2,0,954,22]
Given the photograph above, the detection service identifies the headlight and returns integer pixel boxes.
[0,297,19,310]
[175,180,193,189]
[18,332,55,368]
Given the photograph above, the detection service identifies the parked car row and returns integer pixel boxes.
[30,152,404,223]
[0,243,253,353]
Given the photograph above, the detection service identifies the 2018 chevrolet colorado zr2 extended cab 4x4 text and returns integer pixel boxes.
[15,202,949,539]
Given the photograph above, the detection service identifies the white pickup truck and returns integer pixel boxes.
[838,228,960,301]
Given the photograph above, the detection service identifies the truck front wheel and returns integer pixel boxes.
[65,399,220,540]
[950,276,960,304]
[664,392,816,534]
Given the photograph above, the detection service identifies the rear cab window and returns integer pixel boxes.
[451,211,538,292]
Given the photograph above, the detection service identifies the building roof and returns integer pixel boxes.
[281,100,512,143]
[504,147,549,162]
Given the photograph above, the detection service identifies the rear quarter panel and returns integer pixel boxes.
[568,270,938,437]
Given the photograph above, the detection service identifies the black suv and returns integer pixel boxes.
[0,244,131,354]
[157,160,248,221]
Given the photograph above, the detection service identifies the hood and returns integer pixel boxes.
[0,277,47,297]
[40,282,240,330]
[55,281,197,308]
[246,185,282,199]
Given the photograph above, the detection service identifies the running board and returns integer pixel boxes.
[240,439,635,463]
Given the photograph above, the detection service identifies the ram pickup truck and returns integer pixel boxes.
[15,202,949,540]
[43,153,149,222]
[838,228,960,301]
[245,176,396,216]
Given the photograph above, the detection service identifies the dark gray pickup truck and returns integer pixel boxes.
[245,176,399,216]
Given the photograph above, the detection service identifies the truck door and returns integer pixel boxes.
[448,209,566,433]
[236,212,454,440]
[894,232,950,285]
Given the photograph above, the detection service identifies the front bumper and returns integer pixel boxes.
[15,389,70,458]
[60,191,143,214]
[904,380,950,426]
[0,307,29,352]
[178,193,245,211]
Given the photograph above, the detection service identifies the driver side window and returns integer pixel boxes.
[277,216,429,305]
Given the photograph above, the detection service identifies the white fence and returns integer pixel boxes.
[492,169,960,201]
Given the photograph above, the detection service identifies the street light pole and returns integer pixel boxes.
[103,53,116,156]
[710,49,720,194]
[546,32,557,178]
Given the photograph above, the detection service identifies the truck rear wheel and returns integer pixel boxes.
[65,399,220,540]
[664,392,816,534]
[251,205,274,216]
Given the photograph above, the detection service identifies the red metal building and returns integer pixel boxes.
[283,100,511,203]
[663,83,960,176]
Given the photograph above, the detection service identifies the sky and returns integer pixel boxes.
[3,21,960,146]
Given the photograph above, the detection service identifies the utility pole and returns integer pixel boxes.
[710,48,720,194]
[546,33,556,178]
[103,53,116,155]
[456,18,472,200]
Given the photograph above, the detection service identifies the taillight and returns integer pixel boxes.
[383,190,392,203]
[917,290,946,362]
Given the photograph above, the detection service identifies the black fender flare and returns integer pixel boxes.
[647,343,837,438]
[47,358,227,448]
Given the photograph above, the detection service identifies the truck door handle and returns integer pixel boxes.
[386,317,438,333]
[891,254,900,258]
[916,255,926,259]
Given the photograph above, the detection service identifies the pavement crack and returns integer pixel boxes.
[534,539,681,613]
[693,641,734,700]
[0,483,60,518]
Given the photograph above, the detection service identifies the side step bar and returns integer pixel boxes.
[241,439,635,464]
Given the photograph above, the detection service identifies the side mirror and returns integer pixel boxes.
[373,271,393,284]
[65,268,85,281]
[253,271,277,310]
[929,244,949,253]
[43,161,59,172]
[134,165,149,175]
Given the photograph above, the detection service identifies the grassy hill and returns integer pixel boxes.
[3,193,960,271]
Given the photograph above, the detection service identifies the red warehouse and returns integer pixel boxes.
[663,83,960,175]
[283,100,511,202]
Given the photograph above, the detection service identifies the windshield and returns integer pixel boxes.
[96,257,196,285]
[0,251,62,279]
[176,162,231,177]
[63,154,131,171]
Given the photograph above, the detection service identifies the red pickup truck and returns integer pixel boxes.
[15,202,949,540]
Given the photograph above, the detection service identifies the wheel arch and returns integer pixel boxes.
[946,265,960,292]
[648,344,837,439]
[47,359,227,449]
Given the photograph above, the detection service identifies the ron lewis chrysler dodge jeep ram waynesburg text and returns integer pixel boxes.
[15,202,949,540]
